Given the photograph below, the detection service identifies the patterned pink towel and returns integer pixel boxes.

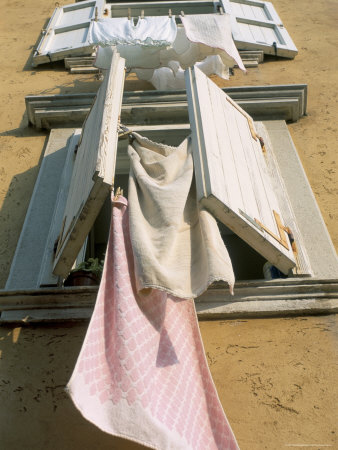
[67,195,239,450]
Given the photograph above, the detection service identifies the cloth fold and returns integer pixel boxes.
[128,133,235,298]
[136,56,230,90]
[180,14,245,71]
[67,195,239,450]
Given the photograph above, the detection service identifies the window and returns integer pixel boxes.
[10,59,338,291]
[32,0,297,67]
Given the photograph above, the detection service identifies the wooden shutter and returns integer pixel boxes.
[220,0,297,58]
[33,0,104,66]
[53,51,125,278]
[185,66,296,274]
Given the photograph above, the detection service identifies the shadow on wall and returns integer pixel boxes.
[0,131,50,288]
[0,324,148,450]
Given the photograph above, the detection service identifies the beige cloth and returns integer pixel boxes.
[128,133,235,298]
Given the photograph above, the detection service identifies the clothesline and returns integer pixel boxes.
[108,7,226,21]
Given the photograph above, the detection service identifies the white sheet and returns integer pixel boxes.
[136,56,230,90]
[180,14,245,71]
[89,16,177,47]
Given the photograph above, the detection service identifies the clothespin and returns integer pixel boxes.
[141,9,144,19]
[180,10,185,17]
[168,9,172,18]
[113,187,123,201]
[219,6,224,14]
[95,6,98,21]
[128,7,131,20]
[118,124,133,139]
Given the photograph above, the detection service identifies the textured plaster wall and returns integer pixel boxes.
[1,317,338,450]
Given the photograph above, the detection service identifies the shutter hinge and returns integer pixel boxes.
[258,136,266,153]
[272,41,278,57]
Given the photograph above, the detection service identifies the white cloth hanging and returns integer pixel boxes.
[180,14,245,71]
[135,56,230,90]
[95,44,163,70]
[89,16,177,47]
[93,14,245,73]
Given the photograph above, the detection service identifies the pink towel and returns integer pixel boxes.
[67,195,239,450]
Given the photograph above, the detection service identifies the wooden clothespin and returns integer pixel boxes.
[113,187,123,201]
[95,6,98,21]
[128,8,131,20]
[141,9,144,19]
[168,9,172,18]
[118,124,133,139]
[219,6,224,14]
[180,10,185,17]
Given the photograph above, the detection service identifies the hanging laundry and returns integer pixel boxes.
[128,133,235,297]
[89,16,177,47]
[136,56,230,90]
[94,44,160,70]
[89,17,134,46]
[179,14,245,71]
[93,14,244,73]
[67,194,239,450]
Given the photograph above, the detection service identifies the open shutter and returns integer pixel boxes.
[53,51,125,278]
[220,0,297,58]
[33,0,104,66]
[185,66,296,274]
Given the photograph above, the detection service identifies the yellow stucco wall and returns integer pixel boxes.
[1,317,338,449]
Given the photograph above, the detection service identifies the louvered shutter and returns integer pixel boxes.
[53,51,125,278]
[185,66,296,274]
[220,0,297,58]
[33,0,104,66]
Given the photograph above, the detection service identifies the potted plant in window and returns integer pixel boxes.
[64,258,104,287]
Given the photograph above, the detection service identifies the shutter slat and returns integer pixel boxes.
[235,109,281,246]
